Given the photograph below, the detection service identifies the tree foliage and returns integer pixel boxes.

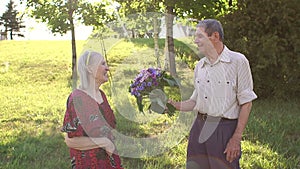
[174,0,236,19]
[23,0,114,88]
[24,0,113,34]
[115,0,235,77]
[116,0,161,38]
[0,0,25,40]
[220,0,300,99]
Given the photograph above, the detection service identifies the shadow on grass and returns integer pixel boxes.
[242,98,300,168]
[0,124,69,169]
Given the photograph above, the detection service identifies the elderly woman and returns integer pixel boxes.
[61,51,123,169]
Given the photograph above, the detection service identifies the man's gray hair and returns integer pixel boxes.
[77,50,103,90]
[197,19,224,42]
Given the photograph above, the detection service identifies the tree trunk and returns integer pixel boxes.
[70,18,77,90]
[4,26,8,40]
[10,30,13,40]
[165,6,176,77]
[164,33,169,71]
[131,28,135,38]
[69,0,77,90]
[153,16,161,68]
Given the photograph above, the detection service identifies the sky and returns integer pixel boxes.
[0,0,94,40]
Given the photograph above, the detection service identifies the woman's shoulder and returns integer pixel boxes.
[72,89,85,96]
[66,89,90,105]
[99,89,107,99]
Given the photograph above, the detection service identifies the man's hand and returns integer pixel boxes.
[223,102,252,163]
[223,137,241,163]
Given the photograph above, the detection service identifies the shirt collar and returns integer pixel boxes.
[200,45,231,68]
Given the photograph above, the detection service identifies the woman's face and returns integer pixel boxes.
[93,56,109,85]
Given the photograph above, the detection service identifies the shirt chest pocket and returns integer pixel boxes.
[195,77,206,90]
[195,68,207,85]
[213,79,236,98]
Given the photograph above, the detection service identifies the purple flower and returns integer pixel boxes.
[135,92,141,97]
[129,67,178,114]
[148,68,155,73]
[137,86,144,91]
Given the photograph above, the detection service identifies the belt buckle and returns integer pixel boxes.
[198,113,207,120]
[202,114,207,120]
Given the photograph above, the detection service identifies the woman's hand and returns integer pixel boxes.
[103,137,115,156]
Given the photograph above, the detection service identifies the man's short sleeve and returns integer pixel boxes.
[190,89,197,101]
[237,57,258,105]
[190,63,200,101]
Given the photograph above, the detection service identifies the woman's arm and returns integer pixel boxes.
[64,135,115,155]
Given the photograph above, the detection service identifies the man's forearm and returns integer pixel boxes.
[232,102,252,140]
[169,99,196,112]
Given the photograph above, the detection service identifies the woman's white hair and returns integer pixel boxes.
[77,50,104,90]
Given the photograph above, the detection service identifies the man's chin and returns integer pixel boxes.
[198,50,206,57]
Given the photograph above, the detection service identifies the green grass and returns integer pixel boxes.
[0,39,299,169]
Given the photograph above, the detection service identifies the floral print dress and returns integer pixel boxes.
[61,89,123,169]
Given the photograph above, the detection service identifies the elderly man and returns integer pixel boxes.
[169,19,257,169]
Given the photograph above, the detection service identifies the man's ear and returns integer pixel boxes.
[212,32,220,42]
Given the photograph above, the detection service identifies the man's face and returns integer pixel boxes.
[194,27,215,55]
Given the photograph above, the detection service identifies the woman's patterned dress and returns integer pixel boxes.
[62,89,123,169]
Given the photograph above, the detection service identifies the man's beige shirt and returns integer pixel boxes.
[190,46,257,119]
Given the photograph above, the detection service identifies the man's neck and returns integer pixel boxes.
[208,43,224,64]
[216,43,224,55]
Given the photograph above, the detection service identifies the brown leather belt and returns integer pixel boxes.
[198,112,237,121]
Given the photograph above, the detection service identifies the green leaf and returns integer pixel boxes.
[166,103,176,116]
[162,77,180,87]
[136,96,144,112]
[149,89,167,114]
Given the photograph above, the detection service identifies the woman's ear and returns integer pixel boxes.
[86,66,93,74]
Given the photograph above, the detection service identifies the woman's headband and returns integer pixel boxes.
[85,51,92,66]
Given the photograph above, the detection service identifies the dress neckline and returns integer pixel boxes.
[75,89,104,105]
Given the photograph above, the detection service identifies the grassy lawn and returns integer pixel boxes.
[0,39,299,169]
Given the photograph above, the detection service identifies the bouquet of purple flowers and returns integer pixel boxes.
[129,68,178,116]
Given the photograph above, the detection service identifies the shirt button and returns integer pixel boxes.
[227,81,230,84]
[205,96,208,99]
[207,80,210,83]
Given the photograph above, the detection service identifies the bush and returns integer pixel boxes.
[220,0,300,99]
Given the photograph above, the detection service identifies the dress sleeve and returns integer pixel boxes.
[72,92,113,139]
[61,94,85,138]
[62,91,114,139]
